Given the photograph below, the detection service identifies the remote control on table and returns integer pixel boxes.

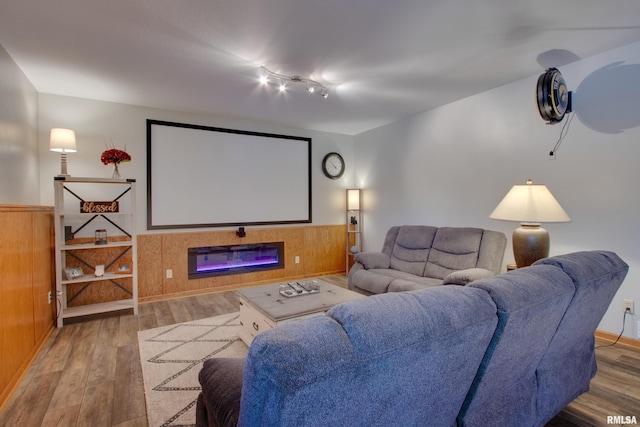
[288,282,304,293]
[298,281,318,292]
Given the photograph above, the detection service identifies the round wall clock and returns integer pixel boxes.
[537,67,570,123]
[322,152,345,179]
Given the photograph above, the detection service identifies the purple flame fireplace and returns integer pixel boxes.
[188,242,284,279]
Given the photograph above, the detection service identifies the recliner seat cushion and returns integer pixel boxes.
[350,268,441,293]
[387,277,441,292]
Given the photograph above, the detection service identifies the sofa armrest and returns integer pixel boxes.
[442,268,495,286]
[354,252,390,269]
[196,358,245,427]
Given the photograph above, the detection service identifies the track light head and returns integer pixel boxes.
[260,66,328,99]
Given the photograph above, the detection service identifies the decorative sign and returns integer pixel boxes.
[80,201,119,213]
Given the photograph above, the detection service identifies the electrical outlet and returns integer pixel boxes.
[637,321,640,339]
[623,299,634,314]
[48,291,52,304]
[295,256,300,264]
[166,269,173,279]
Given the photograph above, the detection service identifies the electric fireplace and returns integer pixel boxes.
[188,242,284,279]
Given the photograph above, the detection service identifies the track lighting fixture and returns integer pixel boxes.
[259,66,328,99]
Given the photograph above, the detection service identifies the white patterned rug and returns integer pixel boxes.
[138,312,248,427]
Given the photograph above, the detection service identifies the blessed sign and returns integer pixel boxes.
[80,201,119,213]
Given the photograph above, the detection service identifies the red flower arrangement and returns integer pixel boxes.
[101,147,131,165]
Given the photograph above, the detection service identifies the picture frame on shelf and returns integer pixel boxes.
[64,267,85,280]
[116,262,132,274]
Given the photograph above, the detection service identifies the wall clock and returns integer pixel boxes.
[322,152,345,179]
[536,67,571,123]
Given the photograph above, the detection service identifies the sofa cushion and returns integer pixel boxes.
[349,269,394,293]
[389,225,437,275]
[424,227,483,279]
[351,268,440,293]
[387,277,442,292]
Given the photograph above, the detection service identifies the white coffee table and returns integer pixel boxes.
[236,279,364,345]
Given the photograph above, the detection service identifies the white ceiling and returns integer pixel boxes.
[1,0,640,135]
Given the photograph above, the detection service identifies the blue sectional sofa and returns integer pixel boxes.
[196,250,628,427]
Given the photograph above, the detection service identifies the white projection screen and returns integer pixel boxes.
[147,120,312,229]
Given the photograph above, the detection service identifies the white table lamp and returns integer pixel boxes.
[50,128,77,176]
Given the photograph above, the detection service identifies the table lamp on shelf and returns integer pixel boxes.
[489,179,570,268]
[50,128,77,176]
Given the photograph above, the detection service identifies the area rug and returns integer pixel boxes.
[138,312,248,427]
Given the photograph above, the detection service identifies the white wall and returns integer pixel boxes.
[354,41,640,338]
[38,94,355,232]
[0,44,40,205]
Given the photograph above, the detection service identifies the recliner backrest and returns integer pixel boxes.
[424,227,484,279]
[385,225,437,276]
[532,251,629,426]
[458,265,576,427]
[239,286,499,427]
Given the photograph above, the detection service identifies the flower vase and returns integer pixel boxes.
[112,162,121,179]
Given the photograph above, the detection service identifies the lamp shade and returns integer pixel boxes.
[50,128,77,152]
[489,180,570,223]
[347,189,361,210]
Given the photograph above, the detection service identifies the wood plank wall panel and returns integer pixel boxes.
[137,234,163,299]
[137,225,346,302]
[31,211,55,343]
[0,205,54,409]
[304,226,346,274]
[0,210,35,400]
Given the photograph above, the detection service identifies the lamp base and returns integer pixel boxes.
[59,153,70,176]
[512,223,550,268]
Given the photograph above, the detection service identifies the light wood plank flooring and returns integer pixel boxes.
[1,275,638,427]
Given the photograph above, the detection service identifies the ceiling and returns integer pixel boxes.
[1,0,640,135]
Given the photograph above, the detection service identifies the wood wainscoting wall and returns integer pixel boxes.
[0,205,55,410]
[138,224,346,302]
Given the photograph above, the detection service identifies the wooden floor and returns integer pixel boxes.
[1,275,638,427]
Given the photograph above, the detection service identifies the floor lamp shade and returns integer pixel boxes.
[490,180,570,267]
[347,189,361,211]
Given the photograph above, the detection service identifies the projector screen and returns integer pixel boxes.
[147,120,312,229]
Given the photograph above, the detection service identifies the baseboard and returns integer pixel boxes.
[595,330,640,349]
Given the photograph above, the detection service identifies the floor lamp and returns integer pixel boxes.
[490,179,570,268]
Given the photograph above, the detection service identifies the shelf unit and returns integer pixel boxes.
[346,189,363,273]
[53,177,138,327]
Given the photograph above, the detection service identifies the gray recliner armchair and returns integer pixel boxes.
[348,225,507,294]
